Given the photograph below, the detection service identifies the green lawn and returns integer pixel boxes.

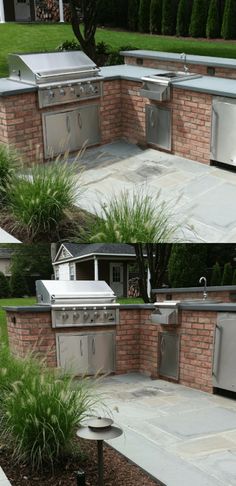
[0,296,143,345]
[0,297,36,344]
[0,23,236,77]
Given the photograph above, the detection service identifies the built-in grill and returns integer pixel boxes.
[8,51,103,108]
[36,280,119,328]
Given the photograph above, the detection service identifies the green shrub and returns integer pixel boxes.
[221,262,233,285]
[150,0,163,34]
[0,352,100,471]
[0,145,20,207]
[168,244,208,287]
[206,0,221,38]
[9,267,29,297]
[83,188,180,243]
[8,160,81,241]
[162,0,179,35]
[210,262,222,285]
[176,0,193,36]
[56,39,81,51]
[128,0,140,31]
[189,0,210,37]
[106,45,137,66]
[221,0,236,39]
[0,271,10,298]
[139,0,151,32]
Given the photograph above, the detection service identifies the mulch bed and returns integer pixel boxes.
[0,439,161,486]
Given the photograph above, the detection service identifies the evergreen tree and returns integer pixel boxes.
[162,0,179,35]
[206,0,220,38]
[232,268,236,285]
[112,0,129,28]
[150,0,163,34]
[221,0,236,39]
[0,271,10,298]
[210,262,222,286]
[96,0,113,25]
[139,0,151,32]
[189,0,210,37]
[176,0,193,36]
[128,0,140,31]
[10,268,29,298]
[168,244,208,288]
[221,262,233,285]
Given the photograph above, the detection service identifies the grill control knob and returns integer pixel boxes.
[94,311,98,318]
[73,312,79,319]
[47,89,54,98]
[59,88,65,95]
[83,312,88,320]
[70,86,75,93]
[78,84,85,95]
[104,311,108,319]
[87,82,95,94]
[62,312,68,319]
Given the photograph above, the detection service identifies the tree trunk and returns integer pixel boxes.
[69,0,97,61]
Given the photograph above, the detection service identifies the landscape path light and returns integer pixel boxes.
[76,416,123,486]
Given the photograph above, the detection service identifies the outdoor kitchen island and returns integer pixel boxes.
[4,284,236,395]
[1,50,236,167]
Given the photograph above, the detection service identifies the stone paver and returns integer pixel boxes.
[95,374,236,486]
[76,141,236,242]
[0,467,11,485]
[0,228,21,244]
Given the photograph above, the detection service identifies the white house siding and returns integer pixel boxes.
[57,263,70,280]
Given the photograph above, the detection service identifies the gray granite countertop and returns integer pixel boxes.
[0,62,236,99]
[120,49,236,69]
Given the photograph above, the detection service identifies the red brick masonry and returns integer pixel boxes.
[6,305,220,394]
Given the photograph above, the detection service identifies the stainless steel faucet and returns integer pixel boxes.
[180,52,189,73]
[199,276,207,300]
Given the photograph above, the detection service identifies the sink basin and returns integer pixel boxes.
[142,71,202,84]
[182,299,222,305]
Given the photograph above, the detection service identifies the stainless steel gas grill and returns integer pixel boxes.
[8,51,103,108]
[36,280,119,328]
[8,51,103,158]
[36,280,119,374]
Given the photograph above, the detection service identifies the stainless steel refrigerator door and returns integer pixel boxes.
[212,313,236,392]
[211,97,236,166]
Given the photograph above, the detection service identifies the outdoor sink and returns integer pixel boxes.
[143,71,202,83]
[181,299,222,305]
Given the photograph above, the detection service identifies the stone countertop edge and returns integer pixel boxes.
[2,305,51,312]
[179,303,236,311]
[120,49,236,69]
[0,466,12,486]
[153,285,236,293]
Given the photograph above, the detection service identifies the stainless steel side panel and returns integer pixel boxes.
[159,332,180,380]
[212,313,236,392]
[89,331,116,374]
[211,97,236,166]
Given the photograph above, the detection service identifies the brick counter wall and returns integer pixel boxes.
[124,56,236,79]
[155,289,235,302]
[6,306,220,393]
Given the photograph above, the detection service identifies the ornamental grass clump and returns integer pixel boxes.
[0,145,20,207]
[0,350,100,471]
[84,188,180,243]
[8,159,82,240]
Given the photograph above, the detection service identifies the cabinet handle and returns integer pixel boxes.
[78,112,82,129]
[150,109,155,128]
[160,336,165,355]
[92,338,95,355]
[80,339,83,356]
[212,324,222,377]
[66,115,71,133]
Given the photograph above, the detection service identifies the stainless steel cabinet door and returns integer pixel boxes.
[75,104,101,148]
[159,332,180,379]
[212,314,236,392]
[56,334,89,374]
[43,110,78,158]
[89,332,115,374]
[146,104,171,150]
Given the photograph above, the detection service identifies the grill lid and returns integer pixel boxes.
[8,51,100,85]
[36,280,117,305]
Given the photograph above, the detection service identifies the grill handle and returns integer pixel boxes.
[80,339,83,357]
[92,338,95,355]
[36,69,99,79]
